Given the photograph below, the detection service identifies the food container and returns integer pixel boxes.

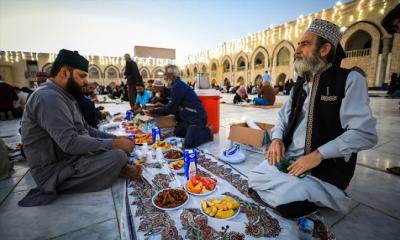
[152,188,190,211]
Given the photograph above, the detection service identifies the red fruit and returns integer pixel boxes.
[200,177,216,190]
[190,175,201,186]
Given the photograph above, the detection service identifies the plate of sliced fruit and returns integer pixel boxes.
[200,195,240,220]
[125,127,144,135]
[185,175,217,196]
[152,141,171,152]
[134,133,153,145]
[169,159,184,173]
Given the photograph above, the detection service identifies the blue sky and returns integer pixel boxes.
[0,0,349,63]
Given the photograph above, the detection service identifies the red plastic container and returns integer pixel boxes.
[196,90,220,133]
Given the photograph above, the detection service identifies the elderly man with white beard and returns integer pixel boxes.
[248,19,378,219]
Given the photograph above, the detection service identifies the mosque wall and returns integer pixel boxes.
[0,51,172,88]
[182,0,400,88]
[1,0,399,89]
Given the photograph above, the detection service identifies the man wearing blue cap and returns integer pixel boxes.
[20,49,142,206]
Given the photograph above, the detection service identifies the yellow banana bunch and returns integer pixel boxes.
[201,196,240,219]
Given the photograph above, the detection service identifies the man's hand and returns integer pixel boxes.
[155,102,164,107]
[147,108,159,116]
[267,139,285,165]
[112,138,134,153]
[287,150,323,177]
[133,108,143,115]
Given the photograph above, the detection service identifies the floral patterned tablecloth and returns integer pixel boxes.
[126,152,300,240]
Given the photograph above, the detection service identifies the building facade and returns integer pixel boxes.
[182,0,400,88]
[0,51,173,88]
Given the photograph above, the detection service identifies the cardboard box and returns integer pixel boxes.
[139,114,176,129]
[228,122,274,154]
[155,115,176,128]
[139,115,154,123]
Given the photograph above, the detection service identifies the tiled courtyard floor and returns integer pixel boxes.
[0,93,399,240]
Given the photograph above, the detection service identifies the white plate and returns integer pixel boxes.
[168,161,185,174]
[163,149,184,162]
[200,195,241,220]
[151,188,190,211]
[184,182,218,196]
[151,142,172,152]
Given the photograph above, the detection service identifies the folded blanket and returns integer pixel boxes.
[248,161,352,212]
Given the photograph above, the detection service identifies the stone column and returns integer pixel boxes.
[378,37,392,86]
[247,63,252,85]
[231,65,235,85]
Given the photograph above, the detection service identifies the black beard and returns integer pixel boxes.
[66,77,84,100]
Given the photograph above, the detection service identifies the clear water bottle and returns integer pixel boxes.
[141,143,148,157]
[156,147,163,161]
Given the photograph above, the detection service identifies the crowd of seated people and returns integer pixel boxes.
[387,72,400,98]
[0,75,33,120]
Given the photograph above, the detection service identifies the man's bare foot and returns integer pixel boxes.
[119,164,143,180]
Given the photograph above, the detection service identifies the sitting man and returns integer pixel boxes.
[248,19,377,218]
[149,65,212,148]
[253,78,276,106]
[20,49,142,207]
[146,79,155,93]
[0,75,19,120]
[150,79,170,106]
[381,3,400,175]
[132,82,152,114]
[233,83,249,104]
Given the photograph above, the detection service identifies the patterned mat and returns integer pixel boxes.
[126,153,302,239]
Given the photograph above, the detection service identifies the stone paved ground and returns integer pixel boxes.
[0,93,399,240]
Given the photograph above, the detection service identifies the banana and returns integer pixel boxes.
[215,209,235,219]
[204,207,212,215]
[202,197,240,218]
[209,206,217,217]
[232,200,240,209]
[201,200,208,210]
[215,203,227,210]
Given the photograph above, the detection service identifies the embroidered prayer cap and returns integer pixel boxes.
[306,19,342,47]
[54,49,89,72]
[153,79,164,87]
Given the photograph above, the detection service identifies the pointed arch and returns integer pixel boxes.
[201,64,207,73]
[221,56,232,73]
[340,21,383,86]
[104,65,120,79]
[89,64,102,80]
[271,40,295,67]
[152,66,165,79]
[234,51,248,72]
[250,46,270,70]
[139,66,151,79]
[41,63,53,74]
